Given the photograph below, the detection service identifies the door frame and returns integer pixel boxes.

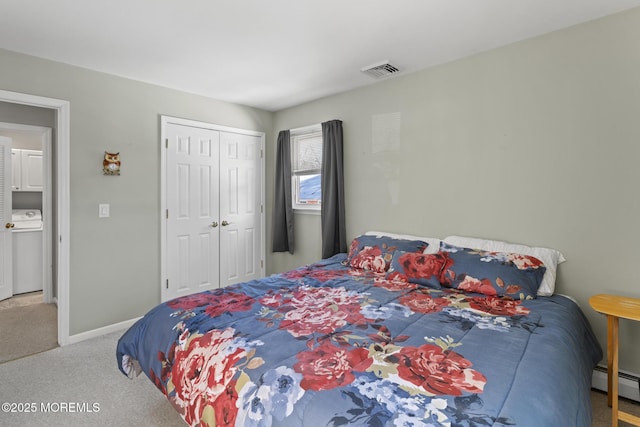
[160,115,266,301]
[0,123,53,304]
[0,136,12,302]
[0,90,70,346]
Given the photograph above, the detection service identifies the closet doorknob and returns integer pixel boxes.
[221,220,230,226]
[5,223,14,229]
[211,221,218,228]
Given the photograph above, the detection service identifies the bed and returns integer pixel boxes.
[117,233,602,427]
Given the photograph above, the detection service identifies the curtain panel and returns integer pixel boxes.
[271,130,294,253]
[321,120,347,258]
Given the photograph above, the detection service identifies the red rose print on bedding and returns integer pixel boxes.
[170,329,246,426]
[397,251,453,283]
[505,253,544,269]
[374,274,420,291]
[167,292,220,310]
[350,245,387,272]
[467,296,530,316]
[294,341,373,391]
[399,290,450,314]
[283,265,349,283]
[394,343,486,396]
[203,292,255,318]
[167,291,255,317]
[212,380,239,427]
[457,276,498,296]
[280,306,352,338]
[260,286,370,338]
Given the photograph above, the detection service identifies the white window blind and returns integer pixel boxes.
[293,133,322,174]
[291,125,322,210]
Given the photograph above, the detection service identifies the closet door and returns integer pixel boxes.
[165,124,220,300]
[219,132,263,287]
[162,117,265,302]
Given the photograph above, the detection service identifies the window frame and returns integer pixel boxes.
[290,124,322,212]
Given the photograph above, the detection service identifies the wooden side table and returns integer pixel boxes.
[589,294,640,427]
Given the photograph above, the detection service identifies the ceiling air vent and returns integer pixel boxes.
[361,61,400,79]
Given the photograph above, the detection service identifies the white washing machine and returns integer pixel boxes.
[12,209,43,295]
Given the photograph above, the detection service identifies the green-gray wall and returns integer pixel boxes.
[0,48,273,335]
[270,7,640,374]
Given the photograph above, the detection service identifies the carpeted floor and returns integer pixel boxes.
[0,291,44,310]
[0,330,185,426]
[0,291,58,364]
[591,388,640,426]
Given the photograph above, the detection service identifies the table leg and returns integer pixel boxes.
[607,315,614,407]
[610,315,619,427]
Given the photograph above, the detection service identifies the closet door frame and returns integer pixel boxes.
[160,115,265,302]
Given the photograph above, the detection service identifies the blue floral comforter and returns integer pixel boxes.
[116,254,602,427]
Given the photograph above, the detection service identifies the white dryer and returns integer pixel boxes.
[12,209,43,294]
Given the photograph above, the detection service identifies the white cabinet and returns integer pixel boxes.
[11,149,43,192]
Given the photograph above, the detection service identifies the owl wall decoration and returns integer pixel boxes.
[103,151,121,175]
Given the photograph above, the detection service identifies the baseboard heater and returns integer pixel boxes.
[592,364,640,403]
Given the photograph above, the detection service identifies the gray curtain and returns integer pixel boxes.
[321,120,346,258]
[272,130,294,253]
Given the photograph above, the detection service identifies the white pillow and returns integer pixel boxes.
[443,235,566,296]
[364,231,441,254]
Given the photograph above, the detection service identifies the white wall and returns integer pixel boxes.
[0,48,273,336]
[269,8,640,374]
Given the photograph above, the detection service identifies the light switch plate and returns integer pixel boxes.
[99,203,110,218]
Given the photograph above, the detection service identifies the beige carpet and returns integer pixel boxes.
[591,388,640,426]
[0,290,44,309]
[0,292,58,364]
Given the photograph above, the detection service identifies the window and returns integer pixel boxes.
[291,125,322,211]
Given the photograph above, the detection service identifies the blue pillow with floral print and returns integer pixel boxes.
[386,251,448,289]
[345,235,429,273]
[438,242,546,300]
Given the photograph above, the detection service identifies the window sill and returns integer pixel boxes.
[294,209,321,216]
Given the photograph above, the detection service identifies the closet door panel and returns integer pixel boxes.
[165,124,220,300]
[219,132,262,287]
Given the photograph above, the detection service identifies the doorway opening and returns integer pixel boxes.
[0,90,70,346]
[0,123,57,362]
[1,123,53,303]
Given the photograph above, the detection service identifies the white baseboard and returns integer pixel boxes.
[592,365,640,402]
[66,317,141,345]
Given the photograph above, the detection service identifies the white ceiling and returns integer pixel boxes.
[2,0,640,112]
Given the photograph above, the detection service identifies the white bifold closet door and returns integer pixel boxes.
[164,122,263,301]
